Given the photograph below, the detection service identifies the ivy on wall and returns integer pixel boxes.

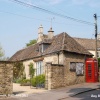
[13,62,25,79]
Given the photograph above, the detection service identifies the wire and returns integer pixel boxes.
[8,0,94,26]
[0,10,94,27]
[0,10,50,22]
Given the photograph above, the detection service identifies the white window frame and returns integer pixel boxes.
[36,61,43,76]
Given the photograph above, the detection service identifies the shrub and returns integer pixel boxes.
[20,79,31,86]
[31,74,45,87]
[29,63,35,78]
[13,78,23,83]
[13,62,25,79]
[98,58,100,68]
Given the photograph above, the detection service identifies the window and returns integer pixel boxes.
[70,62,76,71]
[39,43,50,53]
[39,44,43,53]
[36,61,43,76]
[76,63,84,76]
[70,62,84,76]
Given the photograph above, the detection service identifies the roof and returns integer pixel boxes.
[39,38,52,44]
[10,32,92,61]
[74,37,100,50]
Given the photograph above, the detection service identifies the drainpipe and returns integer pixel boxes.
[57,52,60,65]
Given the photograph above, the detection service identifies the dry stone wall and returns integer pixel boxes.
[0,61,13,95]
[45,63,64,90]
[63,52,86,86]
[45,52,89,90]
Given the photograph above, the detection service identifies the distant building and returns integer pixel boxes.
[74,37,100,58]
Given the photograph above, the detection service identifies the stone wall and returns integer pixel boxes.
[23,60,35,79]
[45,52,89,90]
[63,52,86,86]
[45,63,64,90]
[0,61,13,95]
[43,52,64,65]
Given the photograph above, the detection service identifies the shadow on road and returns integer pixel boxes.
[13,91,26,95]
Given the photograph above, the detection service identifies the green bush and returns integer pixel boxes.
[13,78,23,83]
[98,58,100,68]
[31,74,45,87]
[20,79,31,86]
[31,77,36,87]
[13,76,26,83]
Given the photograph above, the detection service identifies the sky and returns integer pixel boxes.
[0,0,100,58]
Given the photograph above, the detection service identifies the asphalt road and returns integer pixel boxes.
[1,89,100,100]
[63,89,100,100]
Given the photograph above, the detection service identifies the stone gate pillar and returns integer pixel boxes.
[0,61,13,96]
[45,62,52,90]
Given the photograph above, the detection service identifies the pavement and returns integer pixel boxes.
[0,82,100,100]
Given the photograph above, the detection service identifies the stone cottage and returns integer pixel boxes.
[10,25,93,89]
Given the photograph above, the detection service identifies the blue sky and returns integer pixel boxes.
[0,0,100,57]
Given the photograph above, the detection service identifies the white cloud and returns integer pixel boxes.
[71,0,89,5]
[71,0,100,8]
[89,1,100,8]
[21,0,64,6]
[48,0,64,5]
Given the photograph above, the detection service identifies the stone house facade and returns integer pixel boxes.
[10,26,93,89]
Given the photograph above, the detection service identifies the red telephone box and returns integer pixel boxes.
[86,58,98,82]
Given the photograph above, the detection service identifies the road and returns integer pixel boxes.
[63,89,100,100]
[1,89,100,100]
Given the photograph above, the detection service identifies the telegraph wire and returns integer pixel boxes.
[0,10,94,27]
[8,0,94,26]
[41,0,73,17]
[0,10,50,22]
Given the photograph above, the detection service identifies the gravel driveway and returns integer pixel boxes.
[13,83,47,94]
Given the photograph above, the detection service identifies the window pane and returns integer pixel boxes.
[36,61,43,76]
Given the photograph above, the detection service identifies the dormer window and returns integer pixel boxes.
[39,43,50,53]
[39,44,43,53]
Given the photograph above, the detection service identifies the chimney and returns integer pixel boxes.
[37,25,43,43]
[48,27,54,39]
[38,25,43,36]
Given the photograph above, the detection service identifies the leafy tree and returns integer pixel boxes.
[26,39,37,47]
[29,63,35,78]
[0,44,5,61]
[29,63,35,88]
[13,62,25,79]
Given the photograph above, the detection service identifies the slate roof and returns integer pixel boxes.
[10,32,92,61]
[74,37,100,50]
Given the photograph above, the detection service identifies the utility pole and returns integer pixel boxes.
[94,13,98,59]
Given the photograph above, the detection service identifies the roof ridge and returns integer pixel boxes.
[62,32,66,50]
[73,37,95,40]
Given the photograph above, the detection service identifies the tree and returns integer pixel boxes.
[0,44,5,61]
[29,63,35,78]
[13,62,25,79]
[98,58,100,68]
[26,39,37,47]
